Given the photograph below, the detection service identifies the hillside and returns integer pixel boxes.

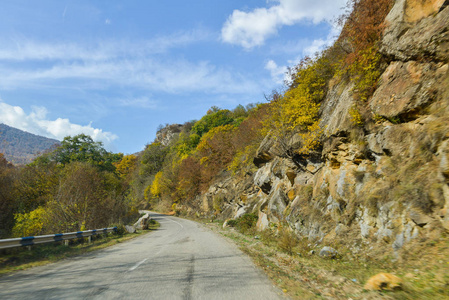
[126,0,449,297]
[0,124,60,165]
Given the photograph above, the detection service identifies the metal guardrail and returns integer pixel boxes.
[0,227,117,250]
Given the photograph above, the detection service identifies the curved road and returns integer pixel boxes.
[0,212,284,299]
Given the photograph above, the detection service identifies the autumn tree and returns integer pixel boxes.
[197,124,237,187]
[140,142,168,177]
[114,154,137,181]
[337,0,394,101]
[0,154,16,237]
[42,162,124,232]
[175,156,202,203]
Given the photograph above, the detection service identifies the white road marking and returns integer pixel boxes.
[166,218,184,229]
[129,258,148,271]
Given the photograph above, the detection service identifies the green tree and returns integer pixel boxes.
[140,142,168,176]
[51,134,122,172]
[191,109,234,136]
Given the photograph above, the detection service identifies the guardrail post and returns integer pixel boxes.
[88,236,92,243]
[64,240,69,246]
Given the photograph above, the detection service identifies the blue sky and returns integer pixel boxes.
[0,0,345,154]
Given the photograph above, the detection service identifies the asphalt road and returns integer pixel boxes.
[0,212,285,299]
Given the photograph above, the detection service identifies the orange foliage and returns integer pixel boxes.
[176,156,202,201]
[338,0,393,65]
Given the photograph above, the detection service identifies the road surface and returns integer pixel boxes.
[0,212,284,299]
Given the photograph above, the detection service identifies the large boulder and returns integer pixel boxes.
[267,182,289,218]
[254,163,276,194]
[381,0,449,62]
[134,213,150,230]
[370,61,438,119]
[320,82,355,136]
[256,210,269,231]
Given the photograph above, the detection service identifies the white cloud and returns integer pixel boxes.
[221,0,346,49]
[302,24,342,57]
[0,32,259,95]
[0,57,259,95]
[0,100,117,150]
[118,97,157,109]
[0,29,210,61]
[266,23,342,85]
[265,60,287,84]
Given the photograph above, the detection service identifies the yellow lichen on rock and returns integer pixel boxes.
[364,273,403,291]
[287,189,296,201]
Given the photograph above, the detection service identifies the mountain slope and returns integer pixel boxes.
[0,124,60,165]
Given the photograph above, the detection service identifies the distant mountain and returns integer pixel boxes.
[0,124,60,165]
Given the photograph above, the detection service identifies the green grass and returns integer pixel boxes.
[0,222,160,277]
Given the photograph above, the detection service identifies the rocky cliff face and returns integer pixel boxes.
[192,0,449,257]
[155,124,184,146]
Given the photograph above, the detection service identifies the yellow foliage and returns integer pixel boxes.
[12,207,47,237]
[298,123,324,155]
[148,171,163,199]
[348,45,382,102]
[228,143,259,174]
[349,105,364,126]
[264,56,327,156]
[196,124,236,152]
[114,154,137,179]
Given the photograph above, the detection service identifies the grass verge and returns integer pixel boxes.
[0,221,160,277]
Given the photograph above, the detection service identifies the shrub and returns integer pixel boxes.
[236,213,258,234]
[226,219,238,227]
[278,227,299,255]
[12,207,47,237]
[349,105,364,126]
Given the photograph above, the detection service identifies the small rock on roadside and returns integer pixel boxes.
[319,246,338,258]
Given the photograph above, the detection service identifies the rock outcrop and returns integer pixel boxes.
[155,124,184,146]
[191,0,449,259]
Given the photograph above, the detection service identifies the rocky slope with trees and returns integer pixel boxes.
[128,0,449,262]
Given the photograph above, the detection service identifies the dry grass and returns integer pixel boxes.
[203,219,449,300]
